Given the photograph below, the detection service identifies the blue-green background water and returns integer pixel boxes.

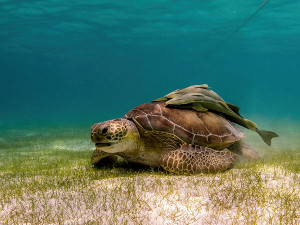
[0,0,299,128]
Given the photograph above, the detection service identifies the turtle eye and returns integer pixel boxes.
[102,127,109,135]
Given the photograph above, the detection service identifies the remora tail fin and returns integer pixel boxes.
[255,128,279,146]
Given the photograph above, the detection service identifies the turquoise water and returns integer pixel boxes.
[0,0,299,128]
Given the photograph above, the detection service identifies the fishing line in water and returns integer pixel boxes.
[203,0,270,57]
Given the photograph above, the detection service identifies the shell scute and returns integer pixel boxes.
[173,125,194,143]
[148,115,174,133]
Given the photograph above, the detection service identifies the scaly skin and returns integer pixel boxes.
[160,144,236,174]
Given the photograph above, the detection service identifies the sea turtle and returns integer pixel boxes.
[91,101,260,174]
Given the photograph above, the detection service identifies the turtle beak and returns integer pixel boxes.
[91,133,112,148]
[91,132,108,144]
[91,123,109,143]
[95,142,111,148]
[91,124,115,149]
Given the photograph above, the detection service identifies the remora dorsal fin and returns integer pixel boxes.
[218,101,231,110]
[192,103,208,112]
[194,84,211,89]
[226,102,241,116]
[152,97,168,102]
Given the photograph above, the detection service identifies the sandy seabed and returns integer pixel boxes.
[0,120,299,224]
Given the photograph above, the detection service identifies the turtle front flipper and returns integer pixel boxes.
[160,144,236,174]
[91,149,123,167]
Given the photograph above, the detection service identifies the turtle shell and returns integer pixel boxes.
[123,102,244,149]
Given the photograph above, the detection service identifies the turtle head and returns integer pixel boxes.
[91,118,139,153]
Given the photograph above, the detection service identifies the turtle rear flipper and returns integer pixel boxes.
[160,144,236,174]
[227,141,260,160]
